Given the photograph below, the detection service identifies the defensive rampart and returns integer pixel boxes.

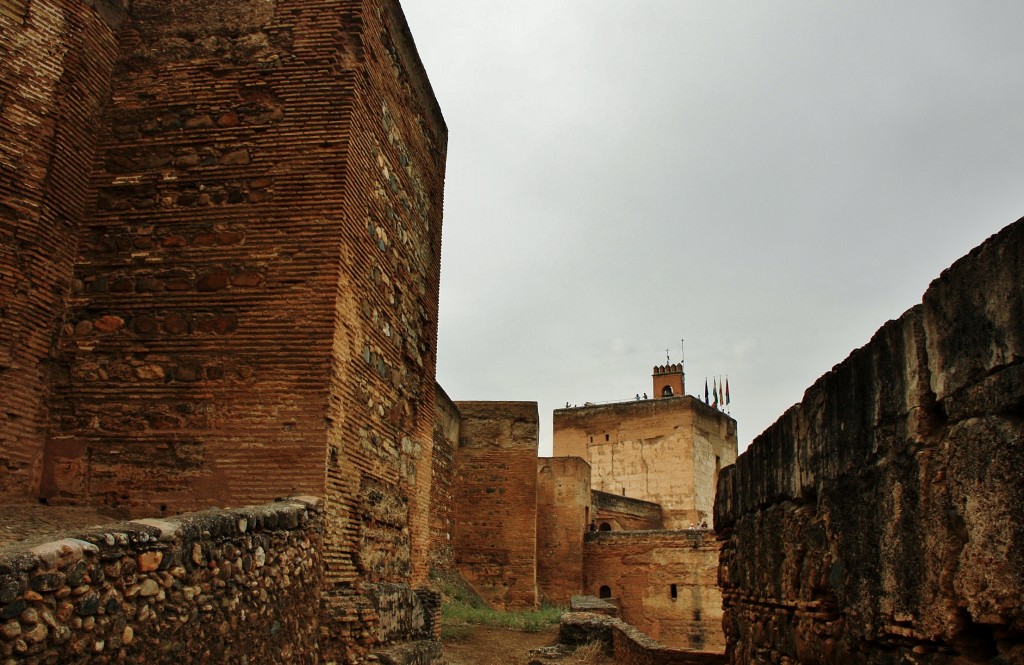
[560,612,727,664]
[716,219,1024,663]
[452,401,539,610]
[583,530,724,652]
[591,490,663,531]
[537,456,590,605]
[0,498,324,664]
[1,1,448,662]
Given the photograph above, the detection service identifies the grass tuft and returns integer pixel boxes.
[441,600,563,634]
[572,641,606,663]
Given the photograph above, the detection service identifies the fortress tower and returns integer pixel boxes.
[553,362,736,528]
[652,362,684,397]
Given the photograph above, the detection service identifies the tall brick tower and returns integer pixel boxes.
[0,0,448,660]
[652,362,685,397]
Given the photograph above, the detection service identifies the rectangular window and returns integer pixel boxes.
[670,584,678,599]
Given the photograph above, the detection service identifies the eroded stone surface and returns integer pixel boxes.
[716,219,1024,663]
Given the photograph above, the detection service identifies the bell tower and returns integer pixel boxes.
[652,362,684,398]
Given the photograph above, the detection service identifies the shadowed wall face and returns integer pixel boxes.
[716,219,1024,664]
[536,455,591,605]
[430,387,460,571]
[453,401,539,610]
[0,0,127,500]
[591,490,663,531]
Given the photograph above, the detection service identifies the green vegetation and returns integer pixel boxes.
[431,567,564,639]
[441,601,563,634]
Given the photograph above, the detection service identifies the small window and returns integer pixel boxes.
[599,585,611,599]
[605,433,609,441]
[670,584,678,599]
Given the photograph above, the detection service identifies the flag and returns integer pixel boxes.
[719,377,723,405]
[712,378,718,408]
[704,379,709,405]
[725,378,731,405]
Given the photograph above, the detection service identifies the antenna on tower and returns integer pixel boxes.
[681,339,684,364]
[665,348,670,364]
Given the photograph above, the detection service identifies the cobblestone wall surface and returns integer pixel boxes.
[0,498,322,664]
[452,401,538,611]
[0,0,126,500]
[715,219,1024,664]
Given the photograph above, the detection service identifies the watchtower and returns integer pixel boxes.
[652,363,684,398]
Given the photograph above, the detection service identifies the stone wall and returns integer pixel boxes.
[0,498,323,664]
[0,0,127,501]
[537,456,591,606]
[452,401,538,610]
[591,490,663,531]
[554,398,737,528]
[583,530,724,652]
[1,1,447,662]
[560,612,727,664]
[716,219,1024,663]
[429,386,459,571]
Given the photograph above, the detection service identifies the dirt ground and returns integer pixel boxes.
[441,625,614,665]
[0,502,119,551]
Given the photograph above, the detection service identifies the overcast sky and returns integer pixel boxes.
[400,1,1024,456]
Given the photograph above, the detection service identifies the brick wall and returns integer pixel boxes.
[591,490,663,531]
[315,3,445,659]
[554,398,736,528]
[9,1,448,661]
[583,530,725,652]
[537,456,590,606]
[0,498,324,664]
[560,612,727,665]
[429,385,459,571]
[716,219,1024,664]
[43,0,333,512]
[453,401,538,610]
[0,0,126,500]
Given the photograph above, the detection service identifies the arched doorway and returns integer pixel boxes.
[599,585,612,599]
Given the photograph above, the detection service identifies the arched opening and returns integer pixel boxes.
[599,522,612,532]
[599,585,611,599]
[662,385,674,397]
